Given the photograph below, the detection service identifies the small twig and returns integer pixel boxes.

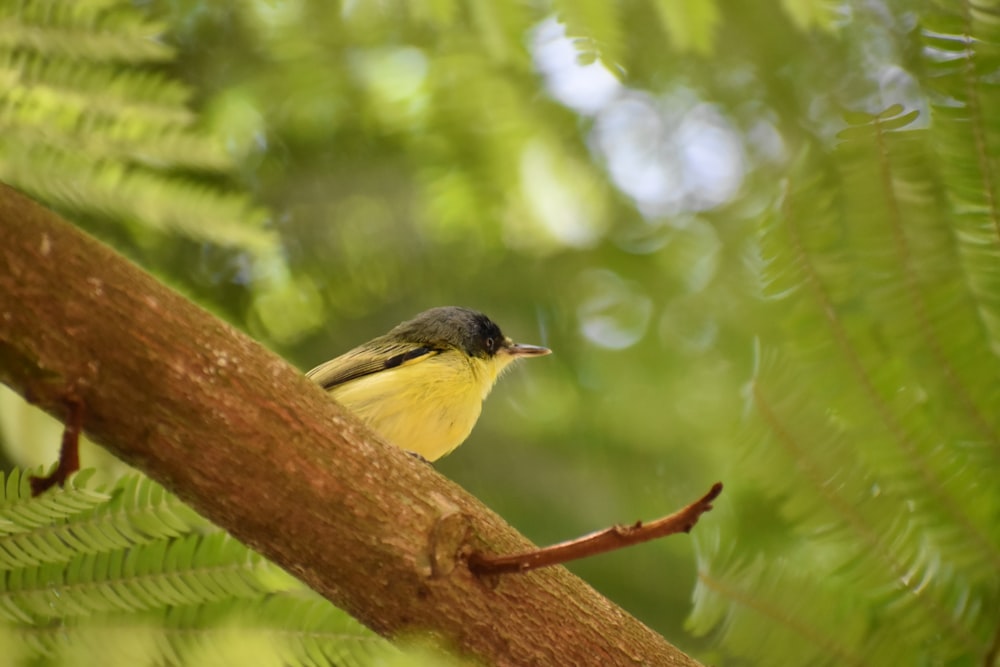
[467,482,723,576]
[30,395,84,495]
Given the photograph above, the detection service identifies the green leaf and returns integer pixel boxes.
[652,0,720,54]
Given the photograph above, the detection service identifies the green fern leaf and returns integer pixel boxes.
[0,469,108,538]
[0,531,291,622]
[0,0,276,253]
[651,0,720,55]
[0,0,172,62]
[553,0,625,67]
[0,474,208,572]
[0,470,398,665]
[15,598,397,666]
[165,597,397,666]
[921,7,1000,361]
[692,125,1000,662]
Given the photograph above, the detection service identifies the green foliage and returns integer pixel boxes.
[0,470,203,572]
[4,0,1000,665]
[687,4,1000,664]
[652,0,721,54]
[0,0,272,252]
[0,469,397,666]
[0,469,108,539]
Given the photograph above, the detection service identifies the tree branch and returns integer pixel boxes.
[0,183,709,667]
[467,483,722,575]
[30,394,84,494]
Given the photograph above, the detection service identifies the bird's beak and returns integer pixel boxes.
[503,341,551,357]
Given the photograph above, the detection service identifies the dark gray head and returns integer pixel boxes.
[389,307,550,359]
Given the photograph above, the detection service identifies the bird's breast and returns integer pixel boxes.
[328,353,496,461]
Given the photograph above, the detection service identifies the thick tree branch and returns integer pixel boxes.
[0,183,707,667]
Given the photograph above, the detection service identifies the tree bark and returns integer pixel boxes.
[0,183,704,667]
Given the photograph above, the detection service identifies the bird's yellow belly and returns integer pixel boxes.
[328,357,489,460]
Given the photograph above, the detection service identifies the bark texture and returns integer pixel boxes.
[0,184,703,667]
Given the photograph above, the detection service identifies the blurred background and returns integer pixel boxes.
[1,0,998,665]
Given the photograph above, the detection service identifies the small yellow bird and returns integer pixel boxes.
[307,306,551,461]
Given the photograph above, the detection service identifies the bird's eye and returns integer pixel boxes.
[485,337,495,352]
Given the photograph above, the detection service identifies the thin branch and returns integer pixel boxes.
[30,395,83,495]
[467,483,722,576]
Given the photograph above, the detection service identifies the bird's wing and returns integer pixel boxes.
[306,343,441,390]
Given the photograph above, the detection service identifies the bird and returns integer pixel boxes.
[306,306,550,461]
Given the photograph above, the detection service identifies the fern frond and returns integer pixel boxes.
[0,0,276,254]
[0,142,272,251]
[690,550,873,667]
[0,0,172,62]
[691,528,996,667]
[691,387,994,664]
[0,468,108,537]
[778,0,840,31]
[692,134,1000,662]
[101,474,208,538]
[764,136,1000,575]
[15,596,396,667]
[0,51,233,170]
[922,3,1000,357]
[0,474,206,571]
[0,531,290,622]
[828,109,1000,569]
[0,470,399,664]
[746,362,991,654]
[0,49,189,108]
[836,107,1000,448]
[553,0,625,66]
[165,596,396,666]
[651,0,720,55]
